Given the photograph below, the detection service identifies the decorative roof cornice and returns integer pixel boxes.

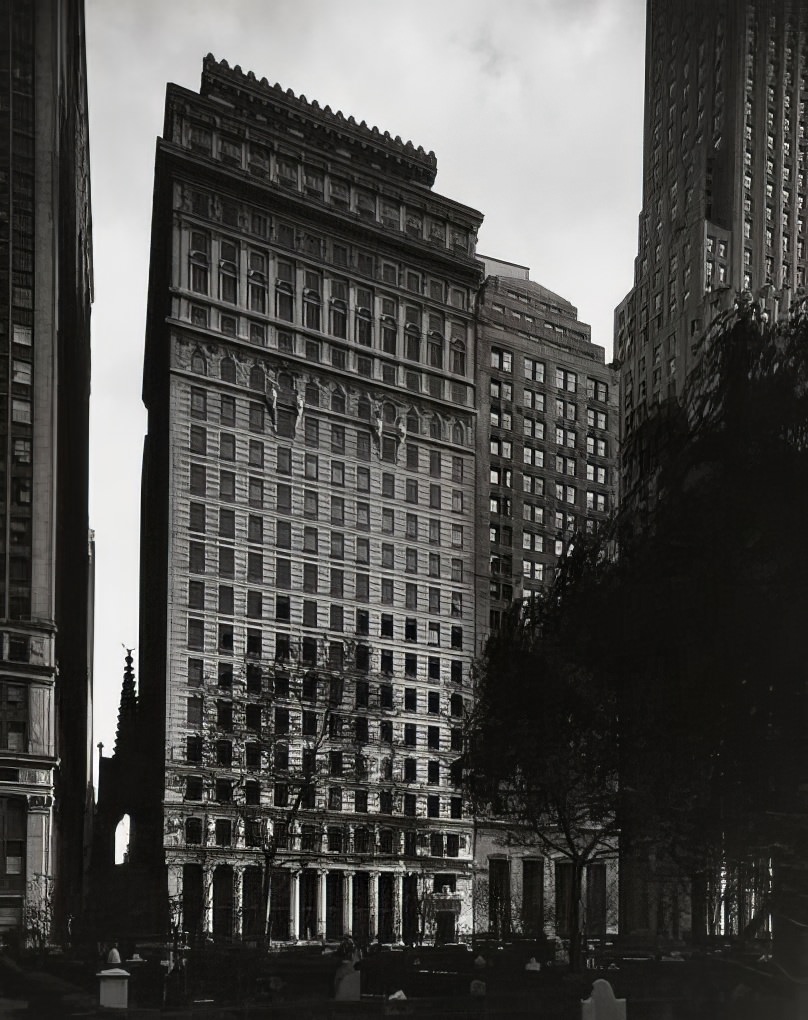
[200,54,438,187]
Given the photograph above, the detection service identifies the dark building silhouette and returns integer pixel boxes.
[0,0,93,942]
[616,0,808,496]
[615,0,808,938]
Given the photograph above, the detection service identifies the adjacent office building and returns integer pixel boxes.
[137,56,483,942]
[476,258,618,639]
[0,0,94,940]
[615,0,808,935]
[473,258,619,940]
[616,0,808,494]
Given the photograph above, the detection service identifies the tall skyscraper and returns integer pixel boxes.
[137,56,483,942]
[616,0,808,493]
[615,0,808,937]
[0,0,93,941]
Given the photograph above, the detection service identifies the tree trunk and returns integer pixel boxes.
[568,860,584,972]
[262,854,272,947]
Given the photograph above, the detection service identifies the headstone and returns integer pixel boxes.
[581,979,627,1020]
[97,968,130,1010]
[470,979,486,998]
[334,963,361,1001]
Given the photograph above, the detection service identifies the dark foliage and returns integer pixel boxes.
[467,294,808,973]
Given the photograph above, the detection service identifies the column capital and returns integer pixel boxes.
[343,869,355,879]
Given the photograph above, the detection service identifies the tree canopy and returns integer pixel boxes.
[466,294,808,972]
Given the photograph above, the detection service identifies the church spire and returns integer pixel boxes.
[114,648,138,757]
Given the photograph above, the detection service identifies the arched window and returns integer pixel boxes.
[249,364,265,391]
[115,814,131,863]
[220,357,236,383]
[305,383,320,406]
[450,340,466,376]
[357,397,371,421]
[452,421,465,445]
[355,306,372,347]
[383,402,397,425]
[278,372,294,393]
[427,333,443,369]
[303,270,322,331]
[191,351,207,375]
[406,411,420,435]
[332,387,346,414]
[405,324,420,362]
[430,416,442,440]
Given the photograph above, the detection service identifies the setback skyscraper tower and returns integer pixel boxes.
[616,0,808,495]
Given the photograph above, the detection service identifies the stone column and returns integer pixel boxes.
[233,865,244,938]
[393,871,403,943]
[167,863,183,935]
[369,870,379,940]
[343,871,354,937]
[290,870,300,942]
[317,869,327,938]
[203,864,214,935]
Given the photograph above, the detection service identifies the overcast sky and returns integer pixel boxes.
[85,0,646,766]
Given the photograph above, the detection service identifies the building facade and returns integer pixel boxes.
[615,0,808,937]
[0,0,93,941]
[138,56,483,943]
[472,258,619,941]
[476,259,618,638]
[616,0,808,493]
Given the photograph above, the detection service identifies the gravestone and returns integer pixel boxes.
[581,978,627,1020]
[334,962,361,1001]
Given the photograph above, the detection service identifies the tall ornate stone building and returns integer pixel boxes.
[0,0,93,941]
[137,56,483,942]
[616,0,808,494]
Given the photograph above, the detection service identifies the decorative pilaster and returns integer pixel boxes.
[233,865,244,938]
[167,863,183,935]
[393,871,403,943]
[203,864,214,935]
[317,869,327,938]
[343,870,354,937]
[369,870,379,940]
[290,870,300,941]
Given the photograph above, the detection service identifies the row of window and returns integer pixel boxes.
[187,618,465,659]
[490,485,609,514]
[183,815,464,857]
[490,351,611,401]
[185,701,463,751]
[490,404,609,433]
[183,184,472,306]
[183,693,463,742]
[189,583,465,624]
[491,418,611,458]
[188,505,471,586]
[187,237,470,370]
[187,662,465,706]
[189,463,470,522]
[188,385,471,447]
[188,541,469,589]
